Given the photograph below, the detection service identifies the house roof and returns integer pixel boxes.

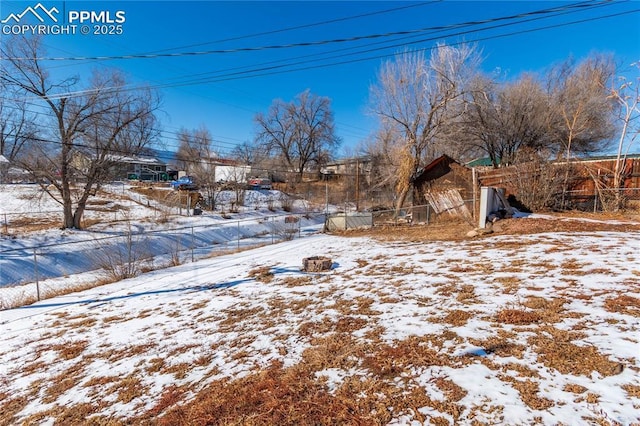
[466,153,640,168]
[106,154,166,166]
[325,156,371,167]
[466,157,495,168]
[420,154,459,175]
[573,153,640,163]
[412,154,469,185]
[205,157,248,167]
[0,155,9,164]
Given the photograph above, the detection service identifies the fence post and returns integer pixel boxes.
[33,248,40,301]
[237,221,240,250]
[191,226,195,263]
[3,213,8,234]
[271,216,275,244]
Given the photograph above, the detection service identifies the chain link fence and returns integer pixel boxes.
[0,212,324,306]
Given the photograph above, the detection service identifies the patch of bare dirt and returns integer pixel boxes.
[338,212,640,242]
[495,214,640,235]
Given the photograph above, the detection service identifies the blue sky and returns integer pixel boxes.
[1,1,639,157]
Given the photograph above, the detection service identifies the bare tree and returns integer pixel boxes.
[231,141,262,165]
[547,55,617,158]
[1,36,160,229]
[545,55,617,208]
[503,147,565,212]
[175,125,215,174]
[255,89,340,181]
[175,129,195,173]
[174,126,219,209]
[0,85,38,161]
[369,44,482,216]
[362,129,398,208]
[606,62,640,210]
[461,73,550,167]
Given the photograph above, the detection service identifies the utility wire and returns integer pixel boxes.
[3,0,613,61]
[137,4,632,90]
[196,8,640,85]
[1,2,636,153]
[2,1,635,137]
[118,0,615,88]
[2,0,628,103]
[143,1,441,54]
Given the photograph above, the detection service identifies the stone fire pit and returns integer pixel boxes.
[302,256,333,272]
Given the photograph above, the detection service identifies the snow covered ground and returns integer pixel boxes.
[1,183,639,424]
[1,226,639,424]
[0,184,325,289]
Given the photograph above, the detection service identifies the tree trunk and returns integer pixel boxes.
[612,118,630,211]
[560,134,573,210]
[72,184,93,229]
[60,150,74,229]
[73,208,85,229]
[62,190,74,228]
[394,185,410,218]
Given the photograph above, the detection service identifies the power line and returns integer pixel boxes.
[2,0,627,108]
[91,5,636,90]
[38,1,440,74]
[3,1,614,61]
[1,1,636,155]
[143,1,441,55]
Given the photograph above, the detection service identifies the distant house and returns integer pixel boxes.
[71,153,168,182]
[112,155,168,181]
[465,157,497,169]
[184,157,251,184]
[321,156,373,183]
[211,158,251,183]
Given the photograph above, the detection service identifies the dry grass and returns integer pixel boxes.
[342,214,640,241]
[623,384,640,398]
[280,276,314,287]
[469,332,526,359]
[493,275,521,294]
[3,212,639,425]
[42,364,85,404]
[50,340,89,360]
[496,309,541,325]
[156,360,372,426]
[154,332,476,426]
[529,328,624,377]
[604,294,640,317]
[5,216,61,232]
[115,375,146,404]
[499,375,554,410]
[564,383,589,394]
[0,276,120,310]
[441,309,473,326]
[0,394,29,426]
[248,265,274,283]
[146,384,188,419]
